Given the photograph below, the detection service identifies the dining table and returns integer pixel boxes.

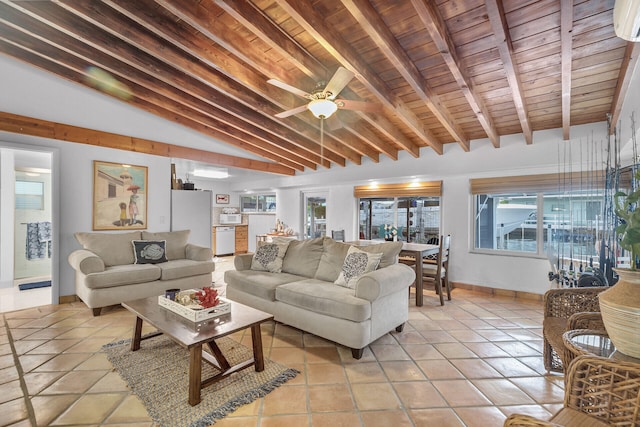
[346,240,439,307]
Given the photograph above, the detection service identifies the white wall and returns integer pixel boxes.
[231,123,637,295]
[0,150,16,287]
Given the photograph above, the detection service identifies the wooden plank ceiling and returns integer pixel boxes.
[0,0,637,176]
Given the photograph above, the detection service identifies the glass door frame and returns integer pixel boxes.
[302,190,328,239]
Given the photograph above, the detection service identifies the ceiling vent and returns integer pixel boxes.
[614,0,640,41]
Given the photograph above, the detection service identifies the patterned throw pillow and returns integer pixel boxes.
[335,246,382,289]
[132,240,168,264]
[250,241,291,273]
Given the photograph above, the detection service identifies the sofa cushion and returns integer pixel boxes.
[335,246,382,289]
[142,230,190,260]
[75,231,141,266]
[132,240,168,264]
[281,237,324,278]
[251,241,291,273]
[275,279,371,322]
[156,259,214,281]
[356,241,403,268]
[315,238,351,282]
[225,270,303,301]
[83,264,161,289]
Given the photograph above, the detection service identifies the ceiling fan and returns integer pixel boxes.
[268,67,381,120]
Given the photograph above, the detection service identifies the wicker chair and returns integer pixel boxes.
[504,354,640,427]
[543,287,607,372]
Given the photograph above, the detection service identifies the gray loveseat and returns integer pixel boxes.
[68,230,215,315]
[225,237,415,358]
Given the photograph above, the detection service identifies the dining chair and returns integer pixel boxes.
[422,234,451,306]
[331,229,345,242]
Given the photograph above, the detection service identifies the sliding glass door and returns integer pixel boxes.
[359,196,440,242]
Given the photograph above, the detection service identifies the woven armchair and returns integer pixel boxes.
[504,354,640,426]
[543,287,607,372]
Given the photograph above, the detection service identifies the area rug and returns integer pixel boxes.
[103,334,298,427]
[18,280,51,291]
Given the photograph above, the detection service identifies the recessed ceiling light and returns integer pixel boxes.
[192,168,229,179]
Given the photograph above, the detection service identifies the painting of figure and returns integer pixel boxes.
[93,160,148,230]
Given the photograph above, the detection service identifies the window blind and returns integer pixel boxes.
[470,172,608,194]
[354,181,442,198]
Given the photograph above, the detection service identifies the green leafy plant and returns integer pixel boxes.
[614,169,640,270]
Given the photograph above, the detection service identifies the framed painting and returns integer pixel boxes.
[216,194,229,204]
[93,160,148,230]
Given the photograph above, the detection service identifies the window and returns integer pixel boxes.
[240,194,276,212]
[15,180,44,210]
[355,181,442,243]
[358,196,441,242]
[472,173,606,260]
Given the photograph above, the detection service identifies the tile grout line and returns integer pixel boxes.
[3,313,37,427]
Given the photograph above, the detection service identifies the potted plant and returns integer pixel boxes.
[614,170,640,270]
[600,168,640,358]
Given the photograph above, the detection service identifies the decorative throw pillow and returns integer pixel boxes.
[335,246,382,289]
[132,240,168,264]
[250,241,291,273]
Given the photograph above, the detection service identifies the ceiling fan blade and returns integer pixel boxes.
[267,78,311,99]
[337,99,382,113]
[274,104,308,118]
[324,67,354,99]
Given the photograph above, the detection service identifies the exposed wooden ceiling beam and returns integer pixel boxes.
[212,0,326,79]
[610,41,640,133]
[0,2,321,170]
[0,36,308,171]
[278,0,442,156]
[485,0,533,145]
[411,0,500,149]
[342,0,470,152]
[0,111,295,175]
[149,0,372,167]
[561,0,573,140]
[212,0,406,160]
[53,0,358,168]
[109,0,379,168]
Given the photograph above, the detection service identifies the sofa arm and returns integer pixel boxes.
[185,243,213,262]
[68,249,105,275]
[355,263,416,302]
[234,253,254,271]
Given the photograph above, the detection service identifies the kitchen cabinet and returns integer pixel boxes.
[235,225,248,254]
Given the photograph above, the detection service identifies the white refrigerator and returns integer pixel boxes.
[170,190,213,249]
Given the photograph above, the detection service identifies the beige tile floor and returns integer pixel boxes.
[0,262,564,427]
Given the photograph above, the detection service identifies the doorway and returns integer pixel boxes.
[0,147,54,312]
[303,192,327,239]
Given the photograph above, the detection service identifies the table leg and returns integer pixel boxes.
[415,254,424,307]
[131,317,143,351]
[206,341,231,371]
[251,324,265,372]
[188,345,203,406]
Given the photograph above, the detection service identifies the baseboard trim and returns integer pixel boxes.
[58,295,79,304]
[451,282,543,302]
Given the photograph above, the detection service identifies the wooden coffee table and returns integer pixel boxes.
[122,296,273,406]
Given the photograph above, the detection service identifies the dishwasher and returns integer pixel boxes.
[215,226,236,256]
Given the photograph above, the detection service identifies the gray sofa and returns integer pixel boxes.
[68,230,215,315]
[224,237,415,358]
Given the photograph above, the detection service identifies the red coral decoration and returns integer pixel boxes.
[196,287,220,308]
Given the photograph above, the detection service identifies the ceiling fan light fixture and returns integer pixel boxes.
[308,98,338,119]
